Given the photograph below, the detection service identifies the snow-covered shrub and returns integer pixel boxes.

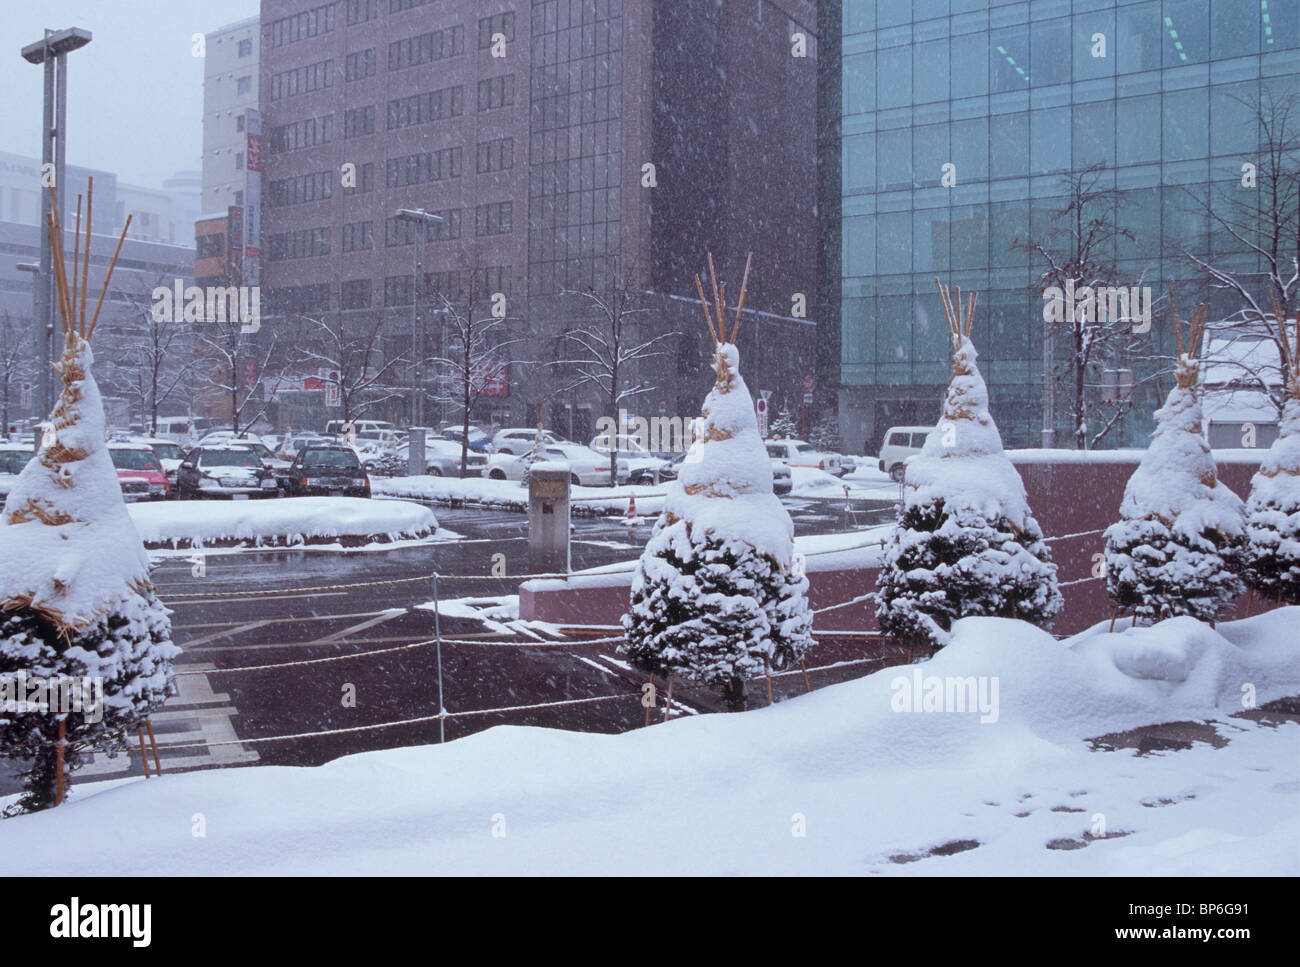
[623,262,811,710]
[1104,299,1246,623]
[0,206,178,812]
[1243,310,1300,606]
[875,284,1061,649]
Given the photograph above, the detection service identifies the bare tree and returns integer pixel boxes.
[298,312,407,424]
[554,272,674,483]
[195,316,296,436]
[428,269,523,477]
[0,310,33,434]
[1179,89,1300,417]
[98,278,197,436]
[1022,162,1155,449]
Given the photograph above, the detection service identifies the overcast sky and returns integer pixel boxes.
[0,0,259,187]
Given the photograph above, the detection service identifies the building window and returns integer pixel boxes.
[238,38,252,57]
[236,114,245,133]
[477,74,515,111]
[270,59,334,101]
[475,201,512,236]
[341,279,372,310]
[384,275,414,306]
[270,4,336,48]
[237,75,252,95]
[388,25,465,71]
[342,221,373,252]
[386,209,460,246]
[384,147,462,187]
[267,227,331,261]
[387,85,464,129]
[476,137,514,173]
[268,171,333,207]
[345,49,376,81]
[269,115,333,154]
[234,190,243,205]
[196,234,225,258]
[342,162,375,194]
[344,105,376,138]
[347,0,378,25]
[235,152,244,170]
[477,12,516,49]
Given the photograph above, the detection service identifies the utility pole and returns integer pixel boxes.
[394,208,444,430]
[21,27,92,422]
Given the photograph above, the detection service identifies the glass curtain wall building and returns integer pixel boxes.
[835,0,1300,455]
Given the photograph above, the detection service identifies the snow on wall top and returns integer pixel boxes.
[666,343,793,560]
[902,337,1033,529]
[0,339,152,629]
[1248,396,1300,508]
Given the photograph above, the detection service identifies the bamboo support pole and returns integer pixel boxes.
[80,177,93,336]
[45,213,74,336]
[146,719,162,774]
[694,274,719,346]
[138,726,151,778]
[644,676,654,727]
[799,657,811,694]
[765,663,774,706]
[54,720,66,806]
[662,671,675,723]
[87,215,131,341]
[70,194,81,331]
[730,251,752,342]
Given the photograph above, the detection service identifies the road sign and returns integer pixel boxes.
[658,400,666,413]
[803,392,813,405]
[802,375,814,393]
[756,397,768,438]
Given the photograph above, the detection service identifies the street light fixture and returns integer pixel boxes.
[21,26,92,421]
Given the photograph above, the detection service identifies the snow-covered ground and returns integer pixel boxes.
[3,608,1293,875]
[793,464,899,500]
[371,474,666,515]
[128,497,439,549]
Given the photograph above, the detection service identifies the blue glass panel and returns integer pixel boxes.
[1031,18,1071,88]
[1116,1,1161,74]
[877,45,913,109]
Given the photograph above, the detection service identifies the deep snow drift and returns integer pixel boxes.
[0,608,1294,876]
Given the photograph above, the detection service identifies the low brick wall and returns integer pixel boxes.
[519,451,1271,637]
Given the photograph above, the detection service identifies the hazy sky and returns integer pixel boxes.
[0,0,259,188]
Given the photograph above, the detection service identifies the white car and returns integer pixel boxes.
[395,436,487,476]
[492,427,563,455]
[0,443,32,499]
[590,433,672,484]
[877,425,935,481]
[487,444,630,486]
[765,439,842,475]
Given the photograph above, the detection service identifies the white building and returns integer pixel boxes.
[201,15,260,217]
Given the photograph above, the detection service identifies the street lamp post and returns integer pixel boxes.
[394,209,444,475]
[21,27,92,421]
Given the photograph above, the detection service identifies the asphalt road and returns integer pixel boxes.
[1,494,899,797]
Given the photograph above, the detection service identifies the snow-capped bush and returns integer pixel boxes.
[623,260,811,709]
[1104,298,1246,623]
[875,284,1061,649]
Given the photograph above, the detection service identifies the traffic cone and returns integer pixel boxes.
[626,495,637,521]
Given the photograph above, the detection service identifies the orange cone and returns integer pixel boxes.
[626,495,636,520]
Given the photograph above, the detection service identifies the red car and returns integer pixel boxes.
[108,443,170,501]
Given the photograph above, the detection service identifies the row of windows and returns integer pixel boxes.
[530,156,620,198]
[345,48,376,82]
[478,75,516,111]
[267,284,331,315]
[346,0,378,25]
[531,187,620,228]
[385,209,461,245]
[532,0,622,34]
[477,137,514,173]
[344,162,375,193]
[390,0,433,13]
[268,114,333,154]
[267,170,333,207]
[532,18,623,69]
[344,105,376,138]
[388,85,463,129]
[342,221,373,252]
[341,278,371,309]
[270,3,336,48]
[532,84,620,130]
[476,201,513,236]
[267,227,330,261]
[270,59,333,101]
[478,12,516,49]
[385,147,463,187]
[848,4,1300,115]
[530,120,620,166]
[389,25,465,71]
[380,266,512,306]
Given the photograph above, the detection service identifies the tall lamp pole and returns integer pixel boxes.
[394,208,444,430]
[21,27,92,423]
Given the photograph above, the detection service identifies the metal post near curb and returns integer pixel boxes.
[433,571,445,743]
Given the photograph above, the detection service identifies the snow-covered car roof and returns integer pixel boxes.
[107,442,155,450]
[196,443,258,451]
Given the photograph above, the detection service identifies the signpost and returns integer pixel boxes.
[756,392,769,438]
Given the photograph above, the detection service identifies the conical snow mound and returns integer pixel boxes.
[875,284,1061,649]
[622,260,812,706]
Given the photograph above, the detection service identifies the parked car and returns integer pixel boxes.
[283,445,371,498]
[837,454,858,477]
[352,429,401,464]
[175,445,279,499]
[278,431,334,460]
[492,427,563,455]
[441,425,496,453]
[132,437,186,490]
[394,436,487,476]
[108,443,170,501]
[0,443,32,498]
[876,426,934,481]
[487,444,630,486]
[325,419,393,438]
[590,433,675,483]
[669,450,790,494]
[765,439,842,475]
